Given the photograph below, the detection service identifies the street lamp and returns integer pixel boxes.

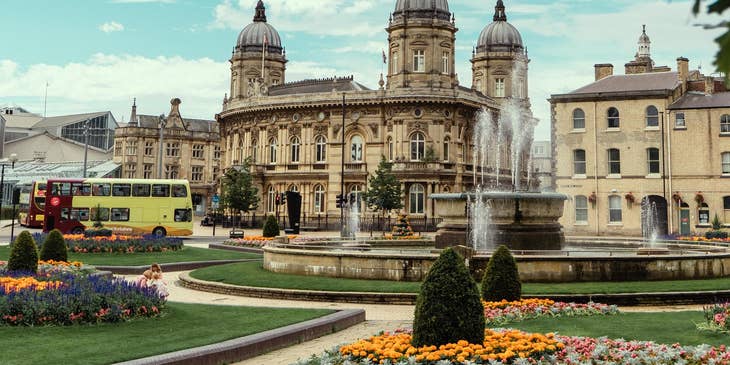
[157,114,167,179]
[0,153,18,224]
[82,119,90,178]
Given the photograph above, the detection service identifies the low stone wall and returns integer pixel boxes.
[97,259,259,275]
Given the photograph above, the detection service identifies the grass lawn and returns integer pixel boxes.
[509,311,729,347]
[0,302,333,365]
[190,262,730,295]
[0,246,261,266]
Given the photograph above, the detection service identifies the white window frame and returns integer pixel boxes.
[315,135,327,163]
[723,152,730,175]
[573,149,586,176]
[609,195,622,223]
[413,50,425,73]
[290,136,300,163]
[572,108,585,130]
[410,132,425,161]
[647,148,660,175]
[441,51,449,74]
[269,137,277,164]
[494,78,505,97]
[314,185,325,213]
[575,196,588,224]
[409,183,425,214]
[350,135,363,162]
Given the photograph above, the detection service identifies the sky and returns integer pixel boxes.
[0,0,724,141]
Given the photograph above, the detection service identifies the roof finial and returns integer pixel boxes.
[494,0,507,21]
[642,24,646,34]
[130,97,138,125]
[253,0,267,22]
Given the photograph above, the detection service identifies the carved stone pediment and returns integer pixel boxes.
[332,124,342,137]
[387,121,394,132]
[408,121,427,133]
[368,123,379,136]
[288,125,301,137]
[313,124,328,136]
[267,126,278,139]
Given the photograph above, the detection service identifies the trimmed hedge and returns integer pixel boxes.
[481,245,522,302]
[262,215,280,238]
[7,231,39,272]
[40,229,68,262]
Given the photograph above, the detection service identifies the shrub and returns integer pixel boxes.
[262,215,279,238]
[481,245,522,302]
[40,229,68,262]
[412,248,484,347]
[84,228,113,238]
[705,230,729,239]
[712,214,723,230]
[7,231,39,272]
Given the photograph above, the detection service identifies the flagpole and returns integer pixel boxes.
[261,35,267,80]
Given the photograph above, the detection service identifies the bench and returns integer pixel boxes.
[229,229,245,239]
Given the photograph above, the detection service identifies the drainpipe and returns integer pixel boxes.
[593,102,600,236]
[666,109,674,234]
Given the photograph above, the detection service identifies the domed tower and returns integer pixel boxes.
[229,0,287,100]
[386,0,458,89]
[625,25,654,74]
[471,0,529,102]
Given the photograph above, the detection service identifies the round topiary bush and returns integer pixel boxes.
[481,244,521,302]
[8,230,39,272]
[40,229,68,262]
[262,215,280,238]
[412,248,485,347]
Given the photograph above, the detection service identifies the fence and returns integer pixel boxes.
[221,213,443,233]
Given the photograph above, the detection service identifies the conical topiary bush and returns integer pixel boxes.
[481,244,521,302]
[262,215,280,238]
[40,229,68,262]
[412,248,485,347]
[7,230,39,272]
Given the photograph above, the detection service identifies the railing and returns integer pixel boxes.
[345,163,366,172]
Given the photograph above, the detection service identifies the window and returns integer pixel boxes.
[144,141,154,156]
[172,184,187,198]
[646,106,659,127]
[607,148,621,175]
[724,196,730,223]
[314,185,325,213]
[443,137,450,161]
[413,50,425,72]
[290,136,300,163]
[607,107,620,128]
[124,164,136,178]
[71,183,91,196]
[349,184,363,209]
[92,183,111,196]
[409,184,425,214]
[494,78,505,97]
[647,148,660,174]
[351,135,363,162]
[132,184,150,197]
[70,208,89,222]
[213,145,221,160]
[237,140,244,162]
[111,208,130,222]
[572,108,585,129]
[267,186,276,213]
[699,203,710,225]
[315,136,327,163]
[212,167,220,182]
[392,51,399,74]
[165,165,179,179]
[143,164,153,179]
[114,141,123,156]
[151,184,170,197]
[174,208,192,222]
[191,166,203,182]
[410,132,425,161]
[112,184,131,197]
[441,51,449,74]
[126,140,137,155]
[272,79,279,85]
[573,149,586,175]
[575,196,588,223]
[166,142,180,157]
[192,144,204,159]
[269,137,278,164]
[723,152,730,174]
[675,113,686,128]
[722,115,730,133]
[251,140,257,163]
[609,195,622,223]
[387,137,394,161]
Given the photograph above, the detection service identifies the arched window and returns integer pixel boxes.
[646,106,659,127]
[443,137,450,161]
[267,186,276,213]
[288,184,298,192]
[314,185,325,213]
[349,184,363,210]
[724,196,730,224]
[391,51,399,74]
[721,114,730,133]
[268,137,277,164]
[387,137,394,161]
[409,184,425,214]
[315,135,327,163]
[647,148,660,174]
[575,195,588,223]
[251,139,258,163]
[607,107,620,129]
[573,149,586,175]
[608,195,622,223]
[350,135,363,162]
[607,148,621,175]
[410,132,425,161]
[724,152,730,174]
[290,136,300,163]
[572,108,585,129]
[699,202,710,225]
[238,139,244,163]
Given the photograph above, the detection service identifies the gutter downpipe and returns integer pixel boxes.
[593,101,600,236]
[666,108,674,234]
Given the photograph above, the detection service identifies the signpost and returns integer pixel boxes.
[211,195,220,236]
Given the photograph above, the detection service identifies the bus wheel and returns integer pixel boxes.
[71,227,85,234]
[152,227,167,238]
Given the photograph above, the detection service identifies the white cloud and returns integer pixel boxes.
[99,21,125,33]
[111,0,175,3]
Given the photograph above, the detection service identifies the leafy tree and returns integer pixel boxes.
[481,245,522,302]
[40,229,68,262]
[692,0,730,77]
[8,231,39,272]
[412,248,485,347]
[262,215,280,238]
[221,157,259,227]
[364,156,403,231]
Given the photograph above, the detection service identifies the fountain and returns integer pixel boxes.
[638,197,670,255]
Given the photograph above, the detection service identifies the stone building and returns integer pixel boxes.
[217,0,534,219]
[551,26,729,236]
[113,99,220,215]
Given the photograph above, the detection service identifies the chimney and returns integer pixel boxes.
[594,64,613,81]
[677,57,689,87]
[705,76,715,95]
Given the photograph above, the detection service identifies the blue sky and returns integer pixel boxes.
[0,0,723,140]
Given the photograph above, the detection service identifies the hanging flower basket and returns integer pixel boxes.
[588,192,597,205]
[624,192,636,205]
[695,192,705,205]
[672,192,682,204]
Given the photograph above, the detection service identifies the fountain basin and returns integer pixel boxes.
[432,192,568,250]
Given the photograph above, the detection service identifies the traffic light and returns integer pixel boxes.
[275,193,281,205]
[336,194,348,208]
[280,192,287,205]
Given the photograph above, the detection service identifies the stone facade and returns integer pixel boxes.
[551,26,730,236]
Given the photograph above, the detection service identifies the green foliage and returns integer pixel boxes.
[412,248,485,347]
[221,157,260,215]
[262,215,280,238]
[40,229,68,262]
[693,0,730,78]
[83,228,113,237]
[481,245,522,302]
[364,156,403,214]
[423,145,437,163]
[712,213,723,230]
[705,230,729,239]
[391,214,415,237]
[92,204,104,229]
[7,231,39,272]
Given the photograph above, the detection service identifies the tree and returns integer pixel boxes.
[692,1,730,77]
[8,231,39,272]
[481,245,522,302]
[412,248,485,347]
[221,157,259,227]
[364,156,403,231]
[262,215,280,238]
[40,229,68,262]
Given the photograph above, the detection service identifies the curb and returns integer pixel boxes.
[113,309,366,365]
[97,259,261,275]
[208,243,264,254]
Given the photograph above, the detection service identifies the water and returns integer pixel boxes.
[344,198,360,239]
[641,198,659,246]
[469,187,493,251]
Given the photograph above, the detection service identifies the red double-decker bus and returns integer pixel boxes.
[18,181,46,228]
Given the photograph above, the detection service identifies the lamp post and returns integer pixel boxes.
[0,153,18,226]
[82,119,90,178]
[157,114,167,179]
[340,93,347,238]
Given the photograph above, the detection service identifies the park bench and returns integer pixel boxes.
[229,229,245,239]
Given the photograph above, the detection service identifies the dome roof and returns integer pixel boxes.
[476,0,523,53]
[235,1,283,53]
[393,0,451,20]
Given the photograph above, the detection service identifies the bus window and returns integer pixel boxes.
[111,208,130,221]
[90,207,110,221]
[71,208,90,221]
[172,184,187,198]
[72,183,91,196]
[92,184,111,196]
[152,184,170,197]
[132,184,150,197]
[34,196,46,209]
[113,184,131,197]
[53,183,72,196]
[60,208,71,221]
[174,208,192,222]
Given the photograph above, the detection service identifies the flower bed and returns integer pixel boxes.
[224,235,298,248]
[31,233,184,253]
[698,303,730,333]
[676,235,730,243]
[483,299,620,326]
